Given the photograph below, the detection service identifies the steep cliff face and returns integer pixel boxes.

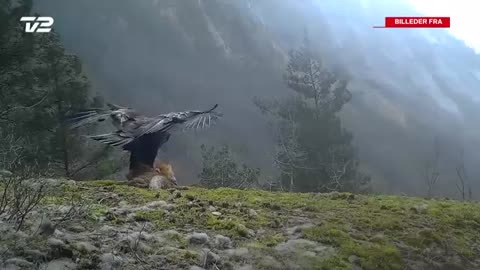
[33,0,480,196]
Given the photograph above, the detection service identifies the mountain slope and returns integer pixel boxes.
[1,180,479,269]
[33,0,480,196]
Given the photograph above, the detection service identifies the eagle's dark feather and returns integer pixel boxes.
[68,104,222,179]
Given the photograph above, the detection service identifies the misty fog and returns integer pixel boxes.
[32,0,480,198]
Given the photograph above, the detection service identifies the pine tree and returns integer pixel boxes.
[0,0,118,178]
[255,35,370,193]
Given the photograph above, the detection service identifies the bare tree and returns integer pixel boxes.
[0,159,51,231]
[455,148,472,201]
[261,175,284,192]
[422,137,441,197]
[0,132,27,171]
[0,131,53,231]
[321,145,352,192]
[273,111,308,192]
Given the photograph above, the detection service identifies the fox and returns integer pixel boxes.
[149,162,178,189]
[127,161,178,189]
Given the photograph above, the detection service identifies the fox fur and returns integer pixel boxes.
[149,162,178,189]
[127,161,177,189]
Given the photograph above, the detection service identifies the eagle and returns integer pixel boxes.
[68,103,222,180]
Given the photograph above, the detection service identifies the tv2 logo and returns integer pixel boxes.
[20,17,54,33]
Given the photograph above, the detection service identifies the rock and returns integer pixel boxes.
[411,204,429,214]
[0,169,13,177]
[248,209,258,218]
[53,229,66,239]
[47,238,66,248]
[13,230,29,239]
[23,249,47,262]
[237,265,254,270]
[404,260,430,270]
[225,247,249,258]
[98,225,115,234]
[189,266,206,270]
[145,200,173,210]
[58,205,73,214]
[370,233,386,242]
[99,253,124,270]
[118,200,129,208]
[47,238,73,259]
[211,211,222,216]
[256,229,266,237]
[0,220,10,232]
[304,250,317,258]
[187,232,210,245]
[44,259,77,270]
[118,234,152,253]
[38,219,55,236]
[352,264,363,270]
[73,241,99,254]
[314,245,331,254]
[161,229,183,240]
[68,224,86,233]
[4,258,34,268]
[214,235,232,249]
[200,249,220,267]
[208,206,216,212]
[349,255,362,270]
[132,231,160,243]
[66,180,77,186]
[258,255,283,269]
[286,223,314,235]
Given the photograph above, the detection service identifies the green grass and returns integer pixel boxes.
[39,181,480,270]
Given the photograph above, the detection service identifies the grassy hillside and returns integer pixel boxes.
[1,180,480,270]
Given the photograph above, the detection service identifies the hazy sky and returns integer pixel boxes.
[407,0,480,53]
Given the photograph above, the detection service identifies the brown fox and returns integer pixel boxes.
[127,161,177,189]
[149,162,178,189]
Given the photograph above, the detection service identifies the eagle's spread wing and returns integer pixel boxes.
[67,109,111,129]
[181,107,222,131]
[85,116,153,148]
[67,106,140,130]
[133,104,222,138]
[86,130,134,147]
[69,104,222,148]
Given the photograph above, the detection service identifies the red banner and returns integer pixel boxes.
[383,17,450,28]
